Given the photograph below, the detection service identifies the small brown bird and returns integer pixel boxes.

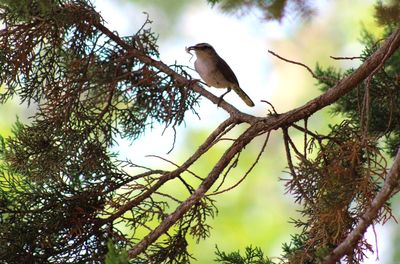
[187,43,255,107]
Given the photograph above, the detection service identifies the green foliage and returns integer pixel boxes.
[207,0,314,21]
[0,0,202,263]
[0,0,398,263]
[106,240,129,264]
[0,0,95,26]
[0,0,198,142]
[375,0,400,27]
[0,121,123,262]
[215,245,274,264]
[316,28,400,157]
[0,0,58,22]
[281,233,309,263]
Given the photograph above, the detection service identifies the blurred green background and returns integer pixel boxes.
[2,0,398,263]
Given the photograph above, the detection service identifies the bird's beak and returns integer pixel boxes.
[187,45,196,51]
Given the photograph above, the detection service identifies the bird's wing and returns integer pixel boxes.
[216,56,240,86]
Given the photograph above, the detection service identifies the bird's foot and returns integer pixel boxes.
[217,96,224,107]
[217,89,231,107]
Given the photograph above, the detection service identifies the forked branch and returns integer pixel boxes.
[117,26,400,258]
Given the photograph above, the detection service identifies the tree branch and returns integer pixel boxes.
[93,20,400,259]
[210,131,270,196]
[128,121,264,258]
[93,22,256,123]
[100,117,236,224]
[268,50,326,80]
[260,27,400,129]
[322,148,400,264]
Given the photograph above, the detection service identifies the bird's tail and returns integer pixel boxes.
[233,85,255,107]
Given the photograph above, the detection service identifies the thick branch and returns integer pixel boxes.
[93,21,400,259]
[100,117,236,224]
[128,121,264,258]
[322,148,400,264]
[95,23,400,130]
[258,27,400,129]
[124,27,400,258]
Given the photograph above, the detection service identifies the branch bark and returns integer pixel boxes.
[101,117,236,224]
[322,148,400,264]
[128,120,264,258]
[93,21,400,259]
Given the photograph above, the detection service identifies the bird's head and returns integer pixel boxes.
[187,43,216,57]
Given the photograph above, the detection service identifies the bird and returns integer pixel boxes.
[187,43,255,107]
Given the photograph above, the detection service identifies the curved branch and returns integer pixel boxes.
[128,121,263,258]
[95,23,400,129]
[100,117,236,224]
[209,131,270,196]
[93,21,400,259]
[257,27,400,129]
[128,27,400,258]
[268,50,334,82]
[322,148,400,264]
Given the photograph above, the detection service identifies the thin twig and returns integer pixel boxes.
[209,132,270,196]
[304,118,308,160]
[154,191,183,204]
[282,128,314,206]
[165,126,177,154]
[146,154,203,181]
[330,56,363,60]
[128,123,263,258]
[286,131,308,162]
[361,76,371,141]
[292,123,331,141]
[213,151,241,193]
[268,50,335,82]
[261,100,278,115]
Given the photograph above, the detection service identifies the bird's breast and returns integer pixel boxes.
[194,58,228,88]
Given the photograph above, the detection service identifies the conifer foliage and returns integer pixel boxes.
[1,1,400,263]
[0,0,199,262]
